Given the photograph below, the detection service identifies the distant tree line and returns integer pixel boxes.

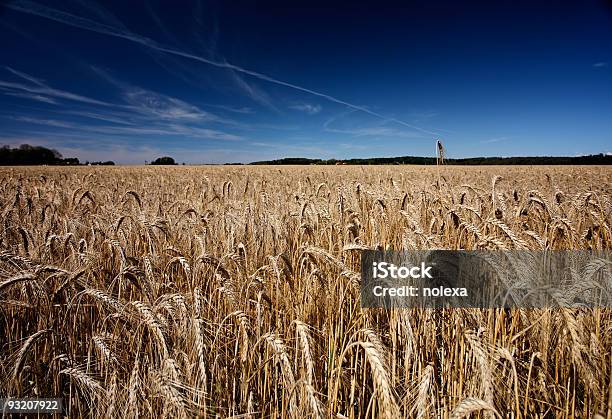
[0,144,118,166]
[0,146,181,166]
[3,144,610,166]
[250,154,612,165]
[0,144,81,165]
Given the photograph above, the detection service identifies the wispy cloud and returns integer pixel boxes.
[58,109,136,125]
[480,136,509,144]
[323,112,425,139]
[5,0,443,136]
[2,91,58,104]
[89,65,227,123]
[593,62,608,68]
[123,88,218,121]
[1,65,245,144]
[0,67,112,106]
[410,110,438,119]
[290,103,322,115]
[3,114,243,141]
[11,116,74,128]
[202,104,255,115]
[0,79,111,106]
[227,68,277,111]
[5,66,47,86]
[339,142,369,150]
[326,126,424,138]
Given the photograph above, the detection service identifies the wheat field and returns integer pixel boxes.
[0,165,611,418]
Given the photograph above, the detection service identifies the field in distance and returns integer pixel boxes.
[0,165,610,418]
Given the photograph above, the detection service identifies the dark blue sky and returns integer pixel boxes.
[1,0,611,163]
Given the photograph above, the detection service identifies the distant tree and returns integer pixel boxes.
[91,161,115,166]
[61,158,80,165]
[150,156,177,165]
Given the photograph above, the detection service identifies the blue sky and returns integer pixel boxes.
[0,0,611,164]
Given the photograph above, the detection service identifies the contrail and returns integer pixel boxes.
[6,0,440,136]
